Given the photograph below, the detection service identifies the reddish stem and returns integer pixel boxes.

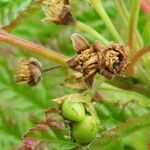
[141,0,150,15]
[0,30,68,66]
[128,46,150,75]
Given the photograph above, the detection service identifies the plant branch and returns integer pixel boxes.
[114,0,129,25]
[89,0,123,43]
[75,20,109,45]
[0,30,68,67]
[41,65,61,72]
[114,0,143,49]
[128,0,141,53]
[89,112,150,149]
[128,46,150,75]
[141,0,150,15]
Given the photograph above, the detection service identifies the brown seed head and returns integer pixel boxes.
[41,0,74,25]
[67,33,129,87]
[14,58,42,86]
[94,42,128,79]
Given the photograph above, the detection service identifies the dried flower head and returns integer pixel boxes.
[41,0,74,25]
[94,42,128,79]
[14,58,42,86]
[67,33,129,87]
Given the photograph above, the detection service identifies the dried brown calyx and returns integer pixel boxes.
[41,0,74,25]
[14,58,42,86]
[67,33,129,87]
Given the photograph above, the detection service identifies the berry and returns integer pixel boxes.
[62,99,85,122]
[72,115,99,144]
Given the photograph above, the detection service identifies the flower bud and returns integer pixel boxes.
[62,94,85,121]
[14,58,42,86]
[72,115,99,144]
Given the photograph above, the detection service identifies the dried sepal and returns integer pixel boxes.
[14,58,42,86]
[67,33,129,87]
[42,0,74,25]
[71,33,90,54]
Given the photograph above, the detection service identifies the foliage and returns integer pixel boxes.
[0,0,150,150]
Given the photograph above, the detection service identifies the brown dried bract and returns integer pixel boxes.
[14,58,42,86]
[67,33,129,87]
[41,0,74,25]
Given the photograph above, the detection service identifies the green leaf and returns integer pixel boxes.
[97,83,150,108]
[0,0,33,27]
[89,113,150,150]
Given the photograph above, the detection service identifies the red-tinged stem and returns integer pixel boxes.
[0,30,68,67]
[141,0,150,15]
[128,46,150,75]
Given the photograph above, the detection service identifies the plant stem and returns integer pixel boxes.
[114,0,143,49]
[75,20,109,45]
[41,65,61,73]
[128,0,141,53]
[0,30,68,67]
[89,0,123,43]
[89,112,150,149]
[141,0,150,15]
[128,46,150,75]
[114,0,129,26]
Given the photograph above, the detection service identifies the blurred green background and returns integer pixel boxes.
[0,0,150,150]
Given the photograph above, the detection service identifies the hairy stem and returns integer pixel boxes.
[128,46,150,75]
[0,30,68,67]
[75,20,109,45]
[89,112,150,149]
[128,0,141,53]
[89,0,123,43]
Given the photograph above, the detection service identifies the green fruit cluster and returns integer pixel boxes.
[61,94,99,144]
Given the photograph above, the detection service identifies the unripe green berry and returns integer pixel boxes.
[72,115,99,144]
[62,100,85,121]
